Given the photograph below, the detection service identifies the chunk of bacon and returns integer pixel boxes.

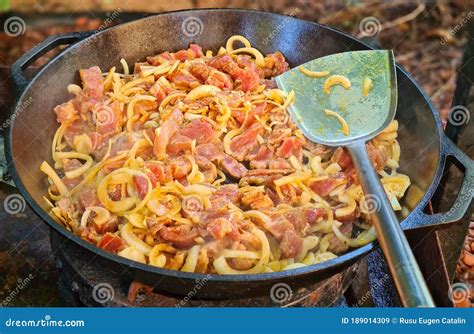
[229,123,263,161]
[309,177,342,197]
[78,187,100,210]
[168,70,200,89]
[249,146,273,169]
[132,175,149,199]
[97,233,125,253]
[195,142,224,162]
[263,214,302,258]
[145,162,173,184]
[95,101,123,137]
[153,109,182,160]
[167,134,193,155]
[196,156,217,183]
[207,70,233,90]
[159,225,198,248]
[275,136,304,160]
[79,66,104,103]
[179,119,215,144]
[231,102,266,128]
[181,195,203,218]
[263,52,290,77]
[210,184,241,209]
[147,51,175,66]
[209,55,259,92]
[54,100,78,123]
[169,156,192,179]
[221,155,248,179]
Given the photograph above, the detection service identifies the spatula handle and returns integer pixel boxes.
[347,141,435,307]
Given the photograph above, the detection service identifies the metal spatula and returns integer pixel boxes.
[275,50,435,307]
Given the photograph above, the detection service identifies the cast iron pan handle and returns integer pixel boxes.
[11,31,93,93]
[2,31,94,185]
[404,136,474,228]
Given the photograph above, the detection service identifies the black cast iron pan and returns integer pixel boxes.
[5,9,474,299]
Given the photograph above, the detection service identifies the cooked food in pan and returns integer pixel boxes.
[41,35,410,274]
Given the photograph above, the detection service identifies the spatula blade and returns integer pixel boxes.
[275,50,397,146]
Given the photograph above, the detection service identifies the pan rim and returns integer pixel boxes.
[5,8,445,283]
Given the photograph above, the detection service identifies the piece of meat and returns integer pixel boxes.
[147,51,175,66]
[231,101,266,128]
[153,109,182,160]
[95,101,123,137]
[132,175,149,199]
[268,158,292,170]
[249,146,273,169]
[168,70,200,89]
[195,155,217,183]
[79,66,104,102]
[179,119,215,144]
[195,142,224,162]
[328,222,353,254]
[332,147,353,170]
[167,134,193,155]
[97,233,125,253]
[263,52,290,77]
[367,143,387,171]
[309,176,343,197]
[181,195,203,219]
[241,190,273,209]
[280,229,302,259]
[275,136,304,160]
[221,155,248,179]
[209,54,259,92]
[54,100,78,123]
[210,184,241,209]
[229,123,263,161]
[94,215,119,235]
[206,70,233,90]
[263,214,302,259]
[159,225,198,248]
[145,162,173,184]
[78,187,100,210]
[169,156,192,179]
[206,217,233,240]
